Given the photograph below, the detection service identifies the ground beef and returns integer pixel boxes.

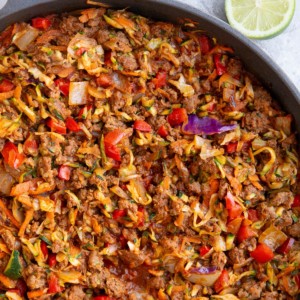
[65,285,87,300]
[0,7,299,300]
[37,156,57,185]
[240,184,265,204]
[237,279,265,300]
[228,247,246,264]
[106,276,127,299]
[118,250,146,268]
[244,111,270,134]
[150,22,174,38]
[0,228,15,250]
[118,53,138,71]
[269,191,294,208]
[182,94,201,114]
[23,265,47,290]
[287,223,300,238]
[88,250,103,271]
[88,268,110,289]
[211,252,227,270]
[260,292,280,300]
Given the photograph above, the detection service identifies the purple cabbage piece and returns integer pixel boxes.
[189,266,218,274]
[182,115,237,135]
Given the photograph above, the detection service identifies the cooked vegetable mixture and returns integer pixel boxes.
[0,5,300,300]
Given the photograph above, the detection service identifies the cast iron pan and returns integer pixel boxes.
[1,0,300,131]
[0,0,300,298]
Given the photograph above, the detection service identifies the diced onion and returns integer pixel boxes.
[185,268,221,286]
[259,224,287,250]
[69,82,89,105]
[13,26,39,51]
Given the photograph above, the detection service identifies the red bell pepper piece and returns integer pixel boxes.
[93,296,115,300]
[78,105,93,120]
[227,217,243,235]
[199,245,211,257]
[48,273,63,294]
[0,25,13,48]
[9,279,27,297]
[133,120,152,132]
[104,129,127,161]
[104,51,112,66]
[214,269,229,293]
[152,70,167,89]
[105,144,121,161]
[225,191,243,220]
[136,207,145,227]
[41,240,49,258]
[58,165,71,181]
[112,209,126,220]
[119,235,127,249]
[54,78,70,96]
[198,35,211,55]
[251,243,274,264]
[66,117,81,132]
[104,129,126,146]
[0,78,14,93]
[157,125,168,138]
[237,224,256,243]
[75,47,87,56]
[96,73,113,88]
[46,118,67,134]
[1,142,25,169]
[248,209,259,222]
[32,17,52,30]
[226,142,238,154]
[295,274,300,289]
[167,108,188,127]
[214,53,227,76]
[23,134,39,156]
[276,237,295,254]
[48,253,57,267]
[16,279,27,297]
[292,194,300,207]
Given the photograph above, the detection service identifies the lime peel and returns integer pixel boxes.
[225,0,296,39]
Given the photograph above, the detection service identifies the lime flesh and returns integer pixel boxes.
[225,0,296,39]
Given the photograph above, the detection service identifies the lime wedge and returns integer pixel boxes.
[225,0,295,39]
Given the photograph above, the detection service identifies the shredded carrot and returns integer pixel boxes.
[0,252,7,259]
[208,45,234,54]
[174,211,184,228]
[14,84,22,99]
[18,209,34,237]
[0,90,15,101]
[91,217,102,234]
[0,198,20,228]
[45,212,55,230]
[27,289,46,299]
[207,69,217,82]
[10,180,38,196]
[277,266,295,279]
[10,179,55,196]
[203,178,219,207]
[48,45,67,51]
[16,195,33,207]
[0,273,16,288]
[0,243,10,254]
[36,29,62,44]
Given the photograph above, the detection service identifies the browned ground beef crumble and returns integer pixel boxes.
[0,6,299,300]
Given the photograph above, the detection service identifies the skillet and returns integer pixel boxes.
[1,0,300,131]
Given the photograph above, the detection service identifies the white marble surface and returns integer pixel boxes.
[176,0,300,92]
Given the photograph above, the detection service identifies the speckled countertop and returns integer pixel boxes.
[176,0,300,92]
